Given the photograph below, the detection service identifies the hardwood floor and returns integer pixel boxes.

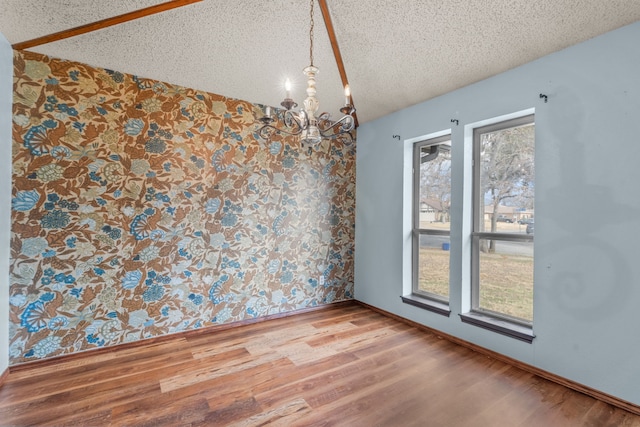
[1,302,639,426]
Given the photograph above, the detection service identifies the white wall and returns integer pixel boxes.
[0,32,12,374]
[355,21,640,405]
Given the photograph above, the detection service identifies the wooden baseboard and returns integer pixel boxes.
[0,367,8,388]
[356,300,640,416]
[9,300,356,373]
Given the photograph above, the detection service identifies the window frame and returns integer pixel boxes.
[406,134,452,316]
[464,113,535,341]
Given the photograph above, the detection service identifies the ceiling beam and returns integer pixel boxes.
[318,0,359,128]
[12,0,203,51]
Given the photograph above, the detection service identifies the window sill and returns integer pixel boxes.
[401,294,451,317]
[459,312,535,343]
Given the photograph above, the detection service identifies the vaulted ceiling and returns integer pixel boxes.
[1,1,640,124]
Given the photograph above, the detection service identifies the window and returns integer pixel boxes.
[463,114,535,341]
[404,134,451,316]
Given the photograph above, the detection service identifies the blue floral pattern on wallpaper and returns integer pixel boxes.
[9,51,355,364]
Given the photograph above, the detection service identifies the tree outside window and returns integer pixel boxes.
[472,115,535,324]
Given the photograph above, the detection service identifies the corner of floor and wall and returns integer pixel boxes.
[0,32,12,382]
[354,20,640,409]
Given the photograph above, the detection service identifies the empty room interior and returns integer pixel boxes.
[1,1,640,425]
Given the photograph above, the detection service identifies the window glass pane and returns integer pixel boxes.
[418,143,451,231]
[413,137,451,303]
[472,115,535,327]
[478,238,534,322]
[418,234,450,299]
[478,123,534,233]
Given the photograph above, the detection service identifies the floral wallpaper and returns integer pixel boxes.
[8,51,355,364]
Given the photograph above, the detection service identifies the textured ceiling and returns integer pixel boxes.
[1,0,640,124]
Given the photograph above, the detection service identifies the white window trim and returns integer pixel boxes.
[402,130,452,316]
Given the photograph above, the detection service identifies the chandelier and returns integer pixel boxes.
[256,0,356,147]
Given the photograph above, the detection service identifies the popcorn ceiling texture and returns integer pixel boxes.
[9,50,355,364]
[3,1,640,124]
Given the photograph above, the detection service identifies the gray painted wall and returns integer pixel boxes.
[355,21,640,405]
[0,32,12,374]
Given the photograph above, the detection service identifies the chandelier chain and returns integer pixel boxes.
[309,0,314,66]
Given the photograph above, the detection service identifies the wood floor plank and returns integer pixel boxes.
[226,397,312,427]
[580,399,631,427]
[244,351,359,398]
[204,396,263,426]
[293,345,502,426]
[254,337,442,415]
[0,341,195,407]
[112,393,211,427]
[160,348,282,393]
[204,357,297,404]
[0,375,161,425]
[0,303,639,426]
[289,347,457,426]
[4,338,192,388]
[112,357,295,426]
[464,367,542,425]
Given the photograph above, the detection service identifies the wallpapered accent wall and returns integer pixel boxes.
[9,51,355,364]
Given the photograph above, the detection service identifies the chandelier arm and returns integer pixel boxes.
[317,113,355,136]
[317,112,332,122]
[316,112,335,133]
[337,114,356,132]
[258,122,304,138]
[283,109,304,130]
[257,109,307,138]
[319,127,355,144]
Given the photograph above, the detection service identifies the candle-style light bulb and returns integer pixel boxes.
[344,84,351,105]
[280,78,297,110]
[285,78,292,99]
